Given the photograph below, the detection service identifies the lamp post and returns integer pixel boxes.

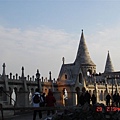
[36,69,40,92]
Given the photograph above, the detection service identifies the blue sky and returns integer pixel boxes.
[0,0,120,79]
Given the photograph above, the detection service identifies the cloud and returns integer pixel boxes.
[0,25,120,79]
[86,26,120,73]
[0,26,78,79]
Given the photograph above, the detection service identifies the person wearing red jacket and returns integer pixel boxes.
[45,89,56,116]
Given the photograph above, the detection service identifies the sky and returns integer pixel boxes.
[0,0,120,79]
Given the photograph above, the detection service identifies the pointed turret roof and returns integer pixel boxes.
[74,30,95,66]
[104,51,114,73]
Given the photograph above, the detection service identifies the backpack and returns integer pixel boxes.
[33,94,40,103]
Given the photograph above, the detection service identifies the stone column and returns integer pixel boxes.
[17,91,29,107]
[53,91,62,106]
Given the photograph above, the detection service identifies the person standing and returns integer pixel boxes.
[32,88,43,120]
[113,92,117,106]
[84,91,91,104]
[106,93,111,106]
[45,89,56,117]
[91,93,96,105]
[116,93,119,107]
[79,87,86,106]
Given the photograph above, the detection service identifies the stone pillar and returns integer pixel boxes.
[72,91,77,106]
[2,63,6,77]
[2,63,10,104]
[21,67,27,91]
[54,91,62,106]
[4,81,9,104]
[21,66,24,78]
[17,91,29,107]
[19,66,29,107]
[27,75,29,81]
[16,73,18,80]
[66,91,76,106]
[10,73,12,79]
[62,57,65,64]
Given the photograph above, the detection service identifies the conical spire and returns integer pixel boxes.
[104,51,114,73]
[74,30,95,66]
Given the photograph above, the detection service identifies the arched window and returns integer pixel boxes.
[11,89,16,105]
[87,71,90,76]
[104,90,107,100]
[62,88,68,106]
[100,90,104,101]
[61,74,68,80]
[87,69,92,76]
[65,74,67,79]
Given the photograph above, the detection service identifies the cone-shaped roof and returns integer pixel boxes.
[104,51,114,73]
[74,30,95,66]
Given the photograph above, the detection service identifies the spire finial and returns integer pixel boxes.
[49,71,52,81]
[62,57,65,64]
[21,66,24,77]
[82,29,83,32]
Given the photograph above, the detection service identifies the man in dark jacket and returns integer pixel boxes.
[91,94,96,105]
[84,91,91,104]
[106,93,111,106]
[79,87,86,106]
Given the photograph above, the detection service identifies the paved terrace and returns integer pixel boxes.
[4,111,49,120]
[0,106,63,120]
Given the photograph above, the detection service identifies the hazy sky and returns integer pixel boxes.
[0,0,120,79]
